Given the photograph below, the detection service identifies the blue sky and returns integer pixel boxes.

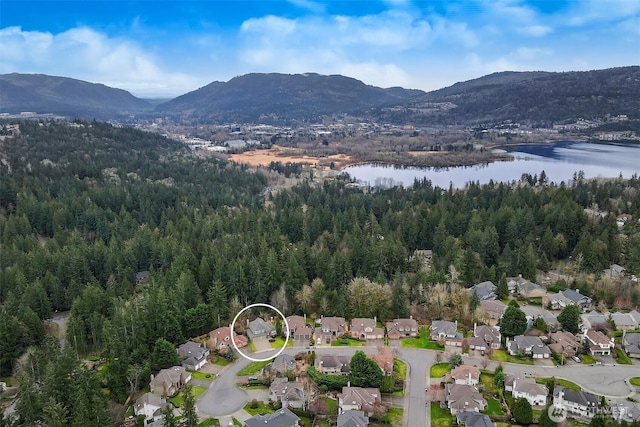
[1,0,639,97]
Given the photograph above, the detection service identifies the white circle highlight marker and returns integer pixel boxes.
[230,303,290,363]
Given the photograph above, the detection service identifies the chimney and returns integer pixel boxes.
[347,380,350,387]
[374,316,377,323]
[150,374,155,381]
[474,323,477,336]
[410,315,413,320]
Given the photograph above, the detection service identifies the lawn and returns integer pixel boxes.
[270,336,294,348]
[479,373,496,394]
[377,407,403,427]
[400,328,445,351]
[536,377,581,391]
[490,349,534,365]
[630,377,640,386]
[394,359,407,381]
[615,348,633,365]
[169,386,207,407]
[197,418,220,426]
[430,363,451,379]
[243,401,275,416]
[189,371,214,381]
[249,341,257,352]
[331,336,365,346]
[482,398,504,415]
[431,403,453,427]
[581,354,596,364]
[237,360,270,376]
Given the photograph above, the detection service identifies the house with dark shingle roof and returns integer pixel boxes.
[507,336,551,358]
[456,411,496,427]
[316,316,347,344]
[177,341,209,371]
[349,318,384,340]
[430,320,463,346]
[337,410,369,427]
[553,386,599,419]
[513,379,548,406]
[469,281,496,301]
[339,387,381,413]
[269,378,305,409]
[247,317,276,339]
[317,355,351,375]
[445,384,487,415]
[585,329,614,356]
[244,407,300,427]
[134,392,167,421]
[623,332,640,358]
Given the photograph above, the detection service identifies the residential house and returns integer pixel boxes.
[430,320,463,346]
[337,410,369,427]
[544,289,591,312]
[469,281,496,301]
[349,318,385,341]
[263,354,297,376]
[521,306,560,330]
[473,324,501,350]
[316,316,347,345]
[177,341,209,371]
[150,366,191,397]
[285,315,314,341]
[508,277,545,298]
[449,365,480,386]
[504,373,522,393]
[585,329,614,356]
[507,336,551,358]
[616,214,633,230]
[607,264,626,279]
[369,346,394,376]
[548,331,580,358]
[610,400,640,423]
[269,378,305,409]
[317,355,351,375]
[134,393,166,424]
[247,317,276,339]
[553,386,599,419]
[209,326,248,353]
[512,379,548,406]
[456,411,496,427]
[339,387,382,413]
[611,312,639,330]
[580,311,610,332]
[478,300,507,326]
[622,332,640,359]
[244,408,300,427]
[386,318,418,340]
[445,384,487,415]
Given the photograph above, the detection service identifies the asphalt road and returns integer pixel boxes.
[196,345,638,426]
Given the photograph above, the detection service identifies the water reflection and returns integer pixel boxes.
[342,142,640,189]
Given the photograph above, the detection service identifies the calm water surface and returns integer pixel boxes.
[342,142,640,189]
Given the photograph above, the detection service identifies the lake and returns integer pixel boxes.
[342,141,640,189]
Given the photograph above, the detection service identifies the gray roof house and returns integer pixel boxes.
[622,332,640,358]
[134,392,167,421]
[244,407,300,427]
[247,317,276,339]
[581,310,610,332]
[268,378,305,409]
[386,318,419,339]
[611,312,639,330]
[553,386,599,419]
[263,354,297,376]
[473,324,501,350]
[337,410,369,427]
[469,281,496,300]
[445,384,487,415]
[430,320,463,345]
[456,411,495,427]
[339,387,381,413]
[177,341,209,371]
[562,289,592,311]
[507,336,551,358]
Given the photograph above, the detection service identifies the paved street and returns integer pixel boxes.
[196,345,637,426]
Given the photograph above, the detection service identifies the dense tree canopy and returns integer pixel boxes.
[1,119,639,415]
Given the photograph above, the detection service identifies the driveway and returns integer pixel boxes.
[251,336,272,352]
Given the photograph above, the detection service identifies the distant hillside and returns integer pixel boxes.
[0,73,153,118]
[376,67,640,126]
[154,72,424,124]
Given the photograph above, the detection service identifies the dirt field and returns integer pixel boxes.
[229,147,353,168]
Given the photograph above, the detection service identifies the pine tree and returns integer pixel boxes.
[497,273,509,300]
[512,397,533,425]
[181,384,199,427]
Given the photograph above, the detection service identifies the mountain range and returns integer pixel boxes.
[1,66,639,125]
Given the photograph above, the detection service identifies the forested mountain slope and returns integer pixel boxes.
[1,120,639,425]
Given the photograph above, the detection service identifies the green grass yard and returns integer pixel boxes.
[169,386,207,407]
[237,360,270,376]
[430,363,451,379]
[430,403,453,427]
[189,371,214,381]
[197,418,220,426]
[536,377,581,391]
[630,377,640,386]
[400,327,445,351]
[331,336,365,346]
[581,354,596,364]
[270,336,294,348]
[377,407,403,427]
[394,359,407,380]
[490,349,534,365]
[615,348,633,364]
[482,398,504,415]
[243,401,275,416]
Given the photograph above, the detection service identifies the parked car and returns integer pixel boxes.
[572,356,581,363]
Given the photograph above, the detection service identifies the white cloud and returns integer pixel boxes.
[515,46,552,60]
[519,25,553,37]
[0,26,203,97]
[286,0,325,14]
